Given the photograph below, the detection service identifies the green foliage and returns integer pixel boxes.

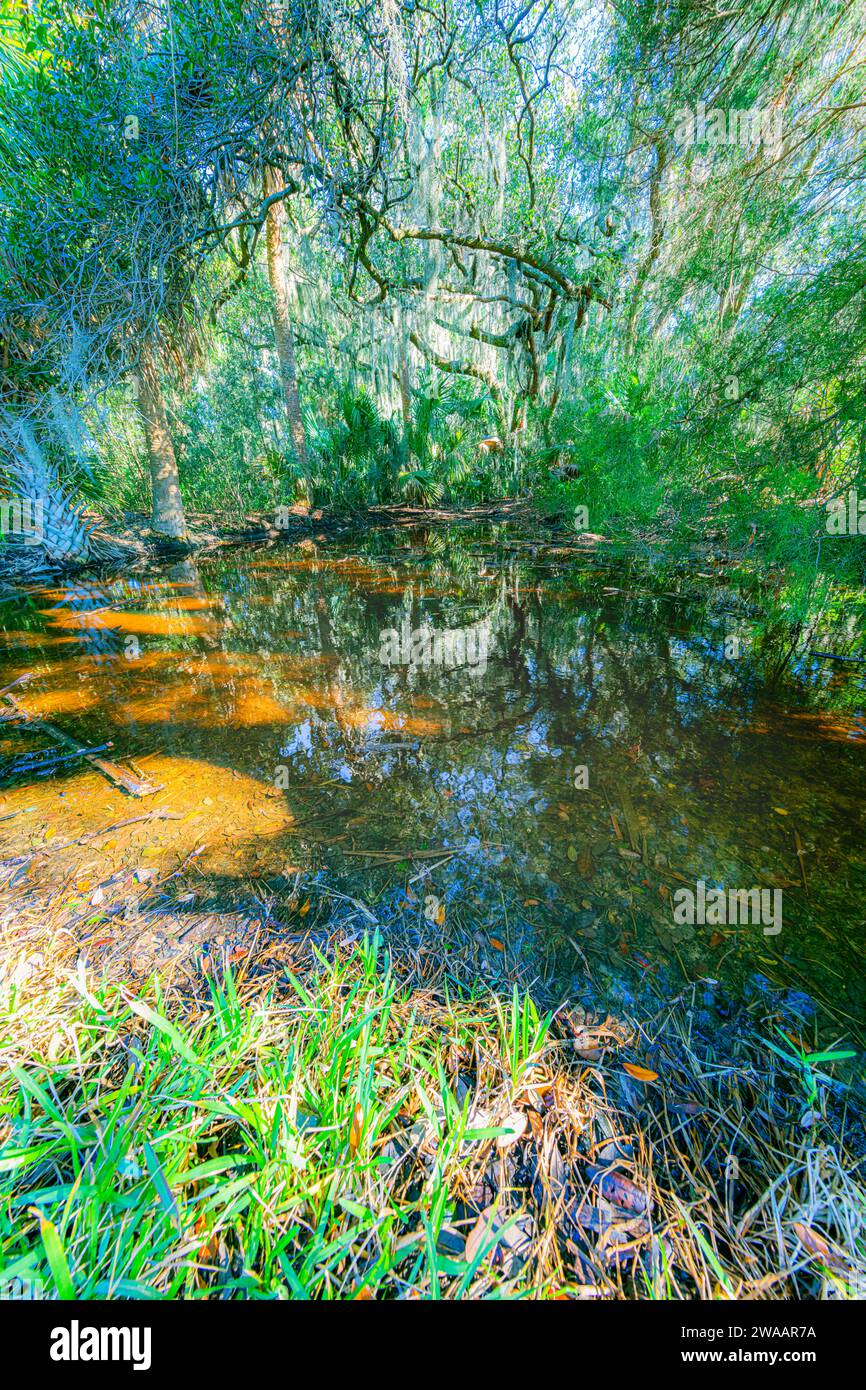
[314,386,401,506]
[0,941,560,1299]
[761,1028,857,1110]
[1,0,865,595]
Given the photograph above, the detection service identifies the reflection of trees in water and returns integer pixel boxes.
[185,545,865,963]
[5,540,865,1014]
[41,580,139,662]
[2,538,861,1030]
[199,544,840,769]
[15,542,863,866]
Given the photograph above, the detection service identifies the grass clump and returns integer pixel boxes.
[1,931,865,1300]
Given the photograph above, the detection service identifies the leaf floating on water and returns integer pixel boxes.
[489,936,505,951]
[623,1062,658,1083]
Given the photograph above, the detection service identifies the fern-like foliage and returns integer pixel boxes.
[0,415,92,572]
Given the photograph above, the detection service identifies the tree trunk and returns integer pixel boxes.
[397,323,413,466]
[264,173,312,503]
[398,355,413,444]
[625,136,667,358]
[136,349,186,539]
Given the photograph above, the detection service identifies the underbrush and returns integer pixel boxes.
[1,929,864,1300]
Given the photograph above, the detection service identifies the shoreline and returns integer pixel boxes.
[1,875,864,1300]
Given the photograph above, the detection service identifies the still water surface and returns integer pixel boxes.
[1,526,864,1038]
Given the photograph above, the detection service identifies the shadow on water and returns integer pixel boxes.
[1,524,865,1041]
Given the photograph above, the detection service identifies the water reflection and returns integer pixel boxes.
[1,528,864,1032]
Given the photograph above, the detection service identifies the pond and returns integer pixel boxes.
[2,524,865,1042]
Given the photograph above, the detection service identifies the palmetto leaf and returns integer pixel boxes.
[1,416,92,569]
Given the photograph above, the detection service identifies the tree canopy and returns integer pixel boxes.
[0,0,864,559]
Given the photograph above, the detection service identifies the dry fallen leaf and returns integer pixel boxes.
[792,1222,839,1267]
[349,1102,363,1156]
[496,1111,527,1148]
[590,1167,650,1214]
[465,1207,501,1263]
[623,1062,658,1083]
